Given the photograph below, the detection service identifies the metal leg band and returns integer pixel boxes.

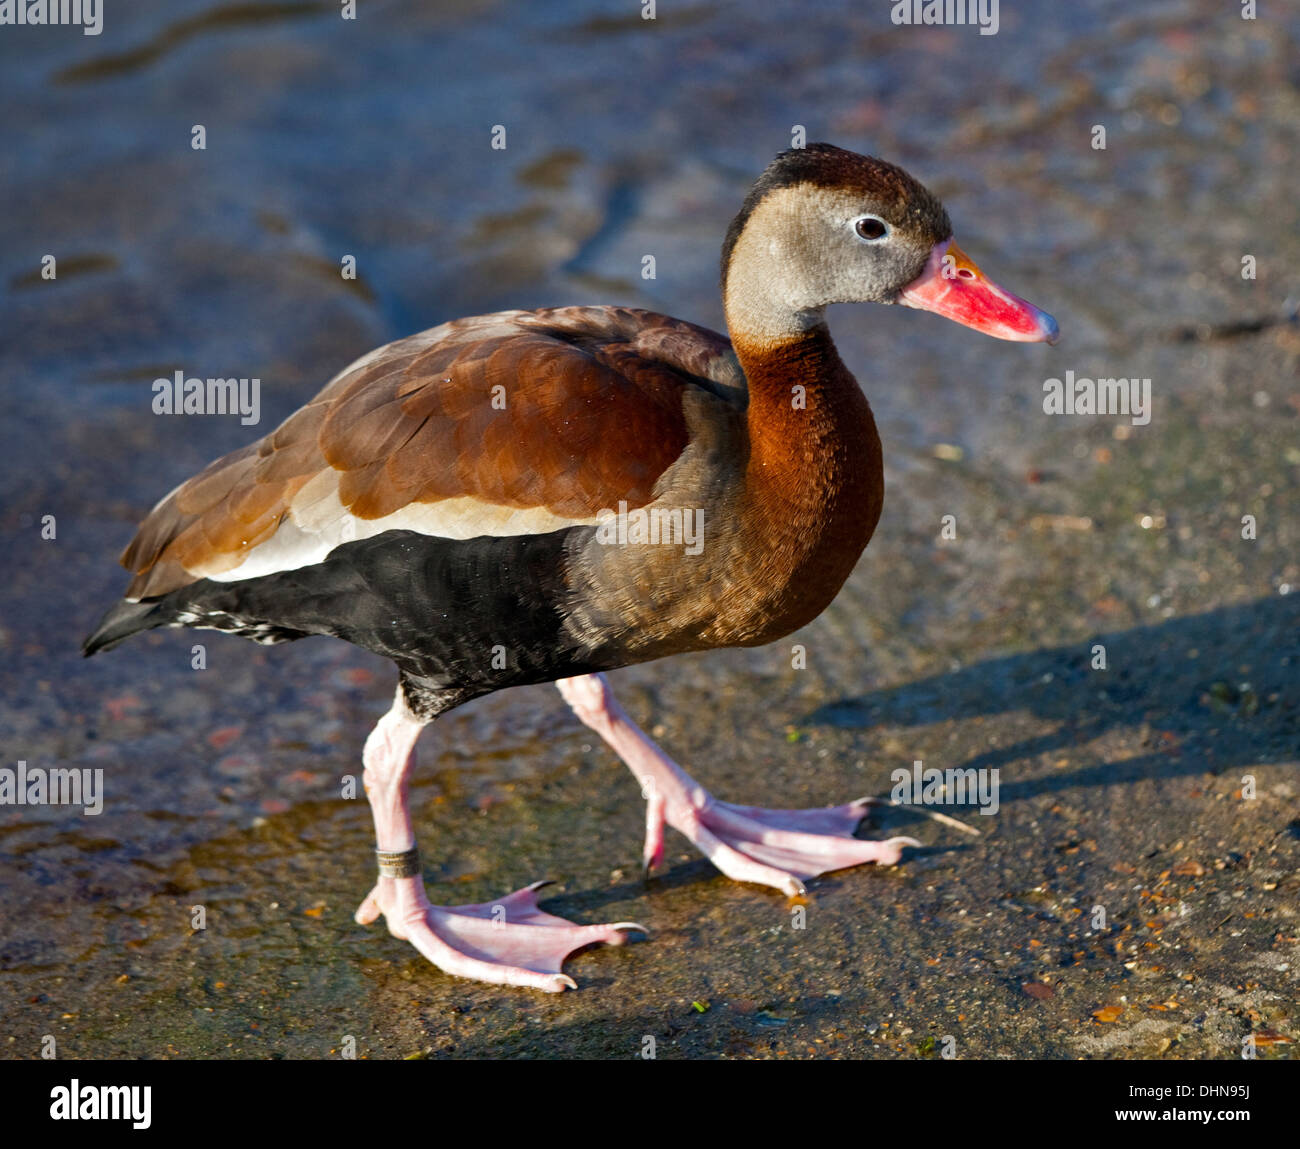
[376,846,421,878]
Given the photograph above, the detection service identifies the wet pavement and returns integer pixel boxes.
[1,0,1296,1059]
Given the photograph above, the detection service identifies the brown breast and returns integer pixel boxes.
[563,323,884,660]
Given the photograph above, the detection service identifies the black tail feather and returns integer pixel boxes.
[82,600,163,657]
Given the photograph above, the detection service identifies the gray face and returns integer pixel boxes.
[722,181,953,340]
[764,183,947,309]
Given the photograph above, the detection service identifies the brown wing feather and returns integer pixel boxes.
[120,307,734,599]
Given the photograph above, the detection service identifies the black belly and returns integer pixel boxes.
[154,527,620,718]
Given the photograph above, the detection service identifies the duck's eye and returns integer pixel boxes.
[854,216,888,242]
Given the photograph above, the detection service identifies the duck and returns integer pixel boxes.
[84,143,1058,992]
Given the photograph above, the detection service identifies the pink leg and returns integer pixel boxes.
[353,689,644,991]
[556,673,918,897]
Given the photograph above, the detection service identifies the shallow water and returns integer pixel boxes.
[1,0,1296,1059]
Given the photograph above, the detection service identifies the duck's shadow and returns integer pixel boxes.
[803,595,1297,806]
[540,597,1295,920]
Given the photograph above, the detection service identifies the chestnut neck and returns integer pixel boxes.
[722,320,884,640]
[730,322,873,482]
[721,235,880,519]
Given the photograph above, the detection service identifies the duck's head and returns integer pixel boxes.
[721,143,1058,346]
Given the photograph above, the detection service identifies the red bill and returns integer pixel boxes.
[899,239,1059,344]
